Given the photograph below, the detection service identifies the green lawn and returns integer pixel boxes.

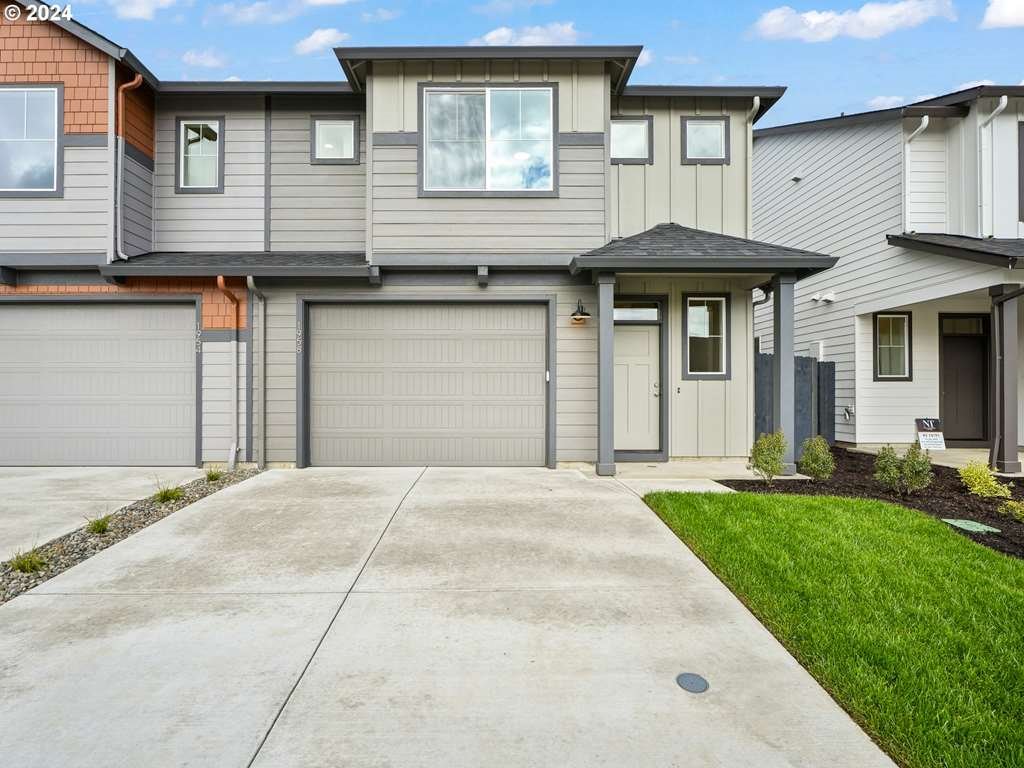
[645,492,1024,768]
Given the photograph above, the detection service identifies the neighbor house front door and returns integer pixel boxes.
[614,324,661,451]
[939,314,990,445]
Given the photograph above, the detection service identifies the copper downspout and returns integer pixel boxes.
[217,276,241,470]
[115,74,144,261]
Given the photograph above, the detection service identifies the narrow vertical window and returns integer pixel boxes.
[684,295,730,378]
[874,313,912,381]
[177,118,223,193]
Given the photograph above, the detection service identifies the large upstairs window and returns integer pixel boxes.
[0,86,60,196]
[422,86,555,195]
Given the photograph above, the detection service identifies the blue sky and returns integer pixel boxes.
[65,0,1023,126]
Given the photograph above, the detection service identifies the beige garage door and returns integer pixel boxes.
[309,303,547,466]
[0,302,197,466]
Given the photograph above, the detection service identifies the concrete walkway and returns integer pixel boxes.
[0,466,204,558]
[0,467,893,767]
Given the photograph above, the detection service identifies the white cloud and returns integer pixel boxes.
[753,0,956,42]
[112,0,176,20]
[470,21,579,45]
[361,8,400,21]
[305,0,358,5]
[867,95,905,109]
[207,0,301,24]
[224,75,242,81]
[294,27,350,55]
[182,49,227,68]
[636,50,654,67]
[665,53,700,65]
[981,0,1024,28]
[471,0,554,14]
[957,79,995,90]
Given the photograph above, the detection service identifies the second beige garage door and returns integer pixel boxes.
[308,302,547,466]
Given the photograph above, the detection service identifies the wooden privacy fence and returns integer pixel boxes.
[755,353,836,458]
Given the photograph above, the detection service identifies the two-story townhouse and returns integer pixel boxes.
[0,3,834,474]
[753,86,1024,472]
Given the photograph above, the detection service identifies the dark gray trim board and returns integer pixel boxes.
[558,132,605,146]
[373,132,419,146]
[872,311,913,382]
[0,293,204,467]
[681,292,732,380]
[417,82,559,198]
[681,115,730,166]
[174,115,226,195]
[295,294,558,470]
[64,133,109,147]
[202,328,253,343]
[0,83,64,199]
[310,113,361,164]
[596,274,615,475]
[123,141,155,171]
[0,252,106,268]
[610,115,654,165]
[614,294,668,462]
[1019,122,1024,224]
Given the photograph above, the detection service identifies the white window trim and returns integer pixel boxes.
[420,84,557,197]
[874,313,912,380]
[684,295,729,377]
[176,117,224,194]
[0,86,60,196]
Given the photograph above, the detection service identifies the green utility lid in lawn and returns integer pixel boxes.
[942,518,1001,533]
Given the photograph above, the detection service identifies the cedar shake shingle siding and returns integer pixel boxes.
[0,13,109,133]
[117,63,155,157]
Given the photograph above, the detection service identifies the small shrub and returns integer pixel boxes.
[751,432,787,486]
[153,485,184,504]
[874,444,933,496]
[798,436,836,481]
[85,514,112,535]
[999,500,1024,522]
[8,548,46,573]
[958,461,1012,499]
[205,469,224,483]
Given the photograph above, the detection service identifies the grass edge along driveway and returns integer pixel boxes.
[644,491,1024,768]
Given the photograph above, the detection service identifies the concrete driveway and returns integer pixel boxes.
[0,466,204,558]
[0,467,893,767]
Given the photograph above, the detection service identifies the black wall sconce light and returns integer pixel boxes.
[570,299,591,325]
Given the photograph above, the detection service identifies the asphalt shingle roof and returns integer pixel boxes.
[888,233,1022,268]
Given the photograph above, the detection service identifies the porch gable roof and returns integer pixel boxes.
[570,223,836,278]
[887,233,1022,269]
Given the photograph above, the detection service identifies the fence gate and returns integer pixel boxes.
[755,353,835,458]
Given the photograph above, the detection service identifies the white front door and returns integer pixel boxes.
[613,325,661,451]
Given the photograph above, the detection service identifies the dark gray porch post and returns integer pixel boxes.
[596,273,616,476]
[772,273,797,474]
[991,284,1021,473]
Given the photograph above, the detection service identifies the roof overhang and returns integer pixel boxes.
[156,81,354,95]
[915,85,1024,107]
[569,255,836,278]
[887,234,1020,269]
[755,103,969,138]
[621,86,786,122]
[334,46,643,94]
[99,253,372,279]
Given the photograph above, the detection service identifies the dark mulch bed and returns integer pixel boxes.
[1,468,260,605]
[721,448,1024,559]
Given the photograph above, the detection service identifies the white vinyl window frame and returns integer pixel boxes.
[0,84,62,198]
[176,116,224,194]
[311,114,360,165]
[683,294,731,379]
[873,312,912,381]
[419,83,558,198]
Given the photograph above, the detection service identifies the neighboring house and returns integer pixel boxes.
[0,3,834,474]
[753,86,1024,472]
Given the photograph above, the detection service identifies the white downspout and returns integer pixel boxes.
[977,95,1008,237]
[115,74,143,261]
[903,115,929,231]
[246,276,267,469]
[746,96,761,238]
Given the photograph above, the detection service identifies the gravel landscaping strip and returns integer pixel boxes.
[1,469,260,605]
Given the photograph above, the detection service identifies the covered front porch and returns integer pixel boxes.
[570,223,836,476]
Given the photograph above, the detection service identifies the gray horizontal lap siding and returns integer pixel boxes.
[0,146,110,254]
[270,102,367,252]
[201,340,247,463]
[370,142,606,254]
[122,154,153,257]
[153,95,265,252]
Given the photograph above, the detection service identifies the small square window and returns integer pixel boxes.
[312,115,359,164]
[874,313,912,381]
[177,118,223,193]
[684,295,730,378]
[682,116,730,165]
[611,117,653,164]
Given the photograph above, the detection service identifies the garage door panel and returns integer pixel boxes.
[0,303,197,466]
[310,303,546,467]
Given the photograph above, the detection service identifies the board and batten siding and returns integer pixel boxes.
[366,59,608,259]
[250,274,597,465]
[754,118,1019,445]
[269,97,366,252]
[0,146,111,255]
[121,153,153,257]
[152,95,265,252]
[610,96,751,239]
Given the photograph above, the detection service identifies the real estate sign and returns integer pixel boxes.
[915,418,946,451]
